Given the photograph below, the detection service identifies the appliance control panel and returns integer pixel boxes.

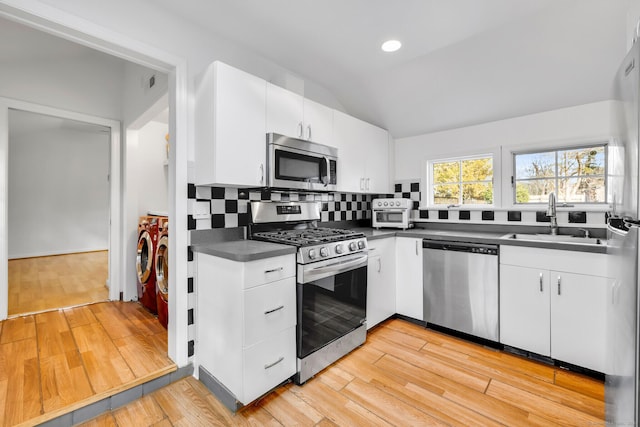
[372,198,413,209]
[298,238,368,264]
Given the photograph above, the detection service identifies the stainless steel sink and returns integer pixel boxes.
[501,233,606,246]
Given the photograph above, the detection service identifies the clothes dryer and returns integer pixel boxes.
[155,218,169,328]
[136,216,162,313]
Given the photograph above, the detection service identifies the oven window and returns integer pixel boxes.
[297,266,367,358]
[376,212,405,223]
[275,149,323,182]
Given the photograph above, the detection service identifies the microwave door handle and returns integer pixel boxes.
[322,156,330,186]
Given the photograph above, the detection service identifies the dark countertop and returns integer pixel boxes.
[191,240,296,262]
[354,227,607,254]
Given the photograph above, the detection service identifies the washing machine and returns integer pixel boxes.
[136,215,162,314]
[155,218,169,328]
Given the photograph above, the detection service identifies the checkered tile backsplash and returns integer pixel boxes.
[394,180,421,217]
[187,184,381,230]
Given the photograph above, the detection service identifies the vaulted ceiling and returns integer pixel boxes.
[0,1,631,139]
[152,0,630,138]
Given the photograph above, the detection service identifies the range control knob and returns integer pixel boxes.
[349,242,357,251]
[383,201,388,206]
[308,249,317,260]
[377,201,382,206]
[357,240,366,249]
[396,201,401,206]
[335,244,344,254]
[320,247,329,257]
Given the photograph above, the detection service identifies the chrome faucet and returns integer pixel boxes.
[546,192,559,235]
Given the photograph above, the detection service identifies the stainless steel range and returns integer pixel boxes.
[250,201,368,384]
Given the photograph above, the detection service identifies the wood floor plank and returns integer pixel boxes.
[486,379,605,426]
[421,342,605,418]
[289,378,393,427]
[77,413,117,427]
[316,364,354,391]
[35,310,94,413]
[367,376,503,427]
[151,379,228,426]
[342,378,450,426]
[374,354,532,426]
[8,251,108,316]
[257,385,323,426]
[554,369,605,400]
[0,339,42,426]
[113,333,174,378]
[114,301,165,336]
[89,302,140,341]
[0,316,36,344]
[112,394,166,426]
[367,332,491,392]
[63,305,99,329]
[70,322,136,394]
[184,375,279,427]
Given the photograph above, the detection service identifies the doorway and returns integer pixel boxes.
[7,109,111,316]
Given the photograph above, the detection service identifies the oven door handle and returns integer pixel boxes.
[300,254,368,284]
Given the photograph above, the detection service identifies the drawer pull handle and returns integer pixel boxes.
[264,356,284,370]
[264,305,284,315]
[264,267,284,274]
[539,273,543,292]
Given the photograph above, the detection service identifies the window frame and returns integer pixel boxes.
[511,142,609,206]
[426,153,497,208]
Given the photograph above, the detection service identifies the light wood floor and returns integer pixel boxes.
[0,301,174,427]
[8,251,110,316]
[80,318,605,426]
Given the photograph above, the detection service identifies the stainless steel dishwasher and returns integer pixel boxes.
[423,239,499,342]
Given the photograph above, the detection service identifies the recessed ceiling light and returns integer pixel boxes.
[381,39,402,52]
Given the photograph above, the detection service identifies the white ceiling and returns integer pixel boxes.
[151,0,630,138]
[0,1,632,139]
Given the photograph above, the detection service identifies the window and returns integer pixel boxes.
[513,144,607,204]
[430,155,493,206]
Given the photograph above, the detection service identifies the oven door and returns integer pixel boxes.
[373,209,409,228]
[297,253,367,358]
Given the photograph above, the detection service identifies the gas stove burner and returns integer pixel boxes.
[252,227,364,247]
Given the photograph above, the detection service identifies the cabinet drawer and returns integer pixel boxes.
[242,326,296,404]
[244,277,296,347]
[244,255,295,289]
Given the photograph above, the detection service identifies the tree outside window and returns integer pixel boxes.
[513,145,606,204]
[431,156,493,205]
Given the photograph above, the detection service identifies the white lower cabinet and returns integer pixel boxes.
[366,237,396,329]
[500,246,611,372]
[395,237,423,320]
[196,253,296,406]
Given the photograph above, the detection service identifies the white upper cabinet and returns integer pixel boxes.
[303,98,334,144]
[333,110,390,194]
[266,83,333,144]
[195,61,267,187]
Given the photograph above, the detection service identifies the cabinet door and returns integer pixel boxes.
[195,61,267,186]
[550,271,609,372]
[395,237,423,320]
[499,264,550,356]
[303,98,333,144]
[333,110,366,193]
[266,82,304,139]
[364,125,390,194]
[366,238,396,329]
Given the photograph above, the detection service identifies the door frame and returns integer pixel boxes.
[0,2,190,366]
[0,99,122,313]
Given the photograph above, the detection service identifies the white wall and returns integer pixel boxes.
[136,120,168,216]
[395,101,614,181]
[8,111,109,258]
[0,50,125,120]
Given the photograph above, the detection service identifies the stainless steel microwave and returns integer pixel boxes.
[266,133,337,191]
